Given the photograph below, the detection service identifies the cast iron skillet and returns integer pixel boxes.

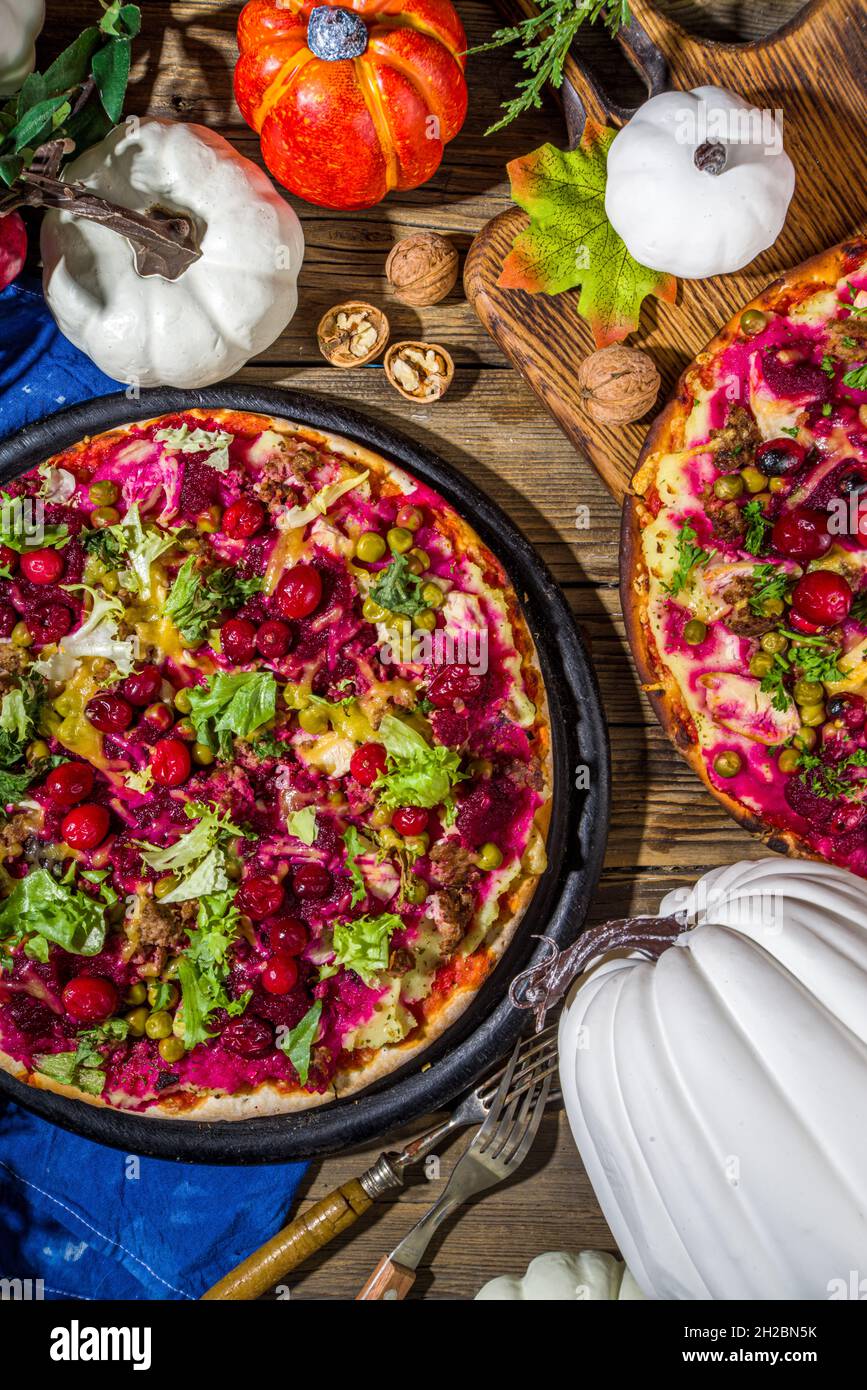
[0,387,610,1162]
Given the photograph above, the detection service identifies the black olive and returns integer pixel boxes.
[827,695,848,717]
[759,445,801,476]
[841,472,867,497]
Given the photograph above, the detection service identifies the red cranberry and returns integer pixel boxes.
[121,664,162,707]
[45,761,95,807]
[787,610,822,635]
[150,737,192,788]
[221,617,257,663]
[350,742,387,787]
[255,619,292,659]
[29,602,73,645]
[223,496,266,539]
[220,1015,274,1058]
[827,693,866,729]
[829,802,867,835]
[273,564,322,620]
[270,917,308,957]
[86,692,134,734]
[236,876,284,920]
[791,570,852,626]
[392,806,429,836]
[61,803,110,850]
[291,862,332,899]
[0,544,18,574]
[771,508,831,561]
[143,702,174,732]
[261,955,299,995]
[0,603,17,639]
[62,975,118,1023]
[20,548,64,585]
[428,664,484,708]
[755,437,807,476]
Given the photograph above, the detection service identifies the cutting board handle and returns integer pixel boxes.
[560,8,669,142]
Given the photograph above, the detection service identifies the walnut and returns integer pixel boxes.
[576,345,660,425]
[384,341,454,403]
[317,301,389,368]
[385,232,459,306]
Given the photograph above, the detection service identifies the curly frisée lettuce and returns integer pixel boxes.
[188,670,278,758]
[154,423,234,472]
[135,802,248,903]
[176,892,251,1050]
[84,502,177,601]
[34,1020,129,1097]
[280,470,369,529]
[33,584,137,682]
[320,912,402,986]
[165,557,263,644]
[0,868,107,963]
[373,714,465,811]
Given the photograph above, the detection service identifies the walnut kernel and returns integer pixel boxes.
[384,341,455,403]
[317,301,389,368]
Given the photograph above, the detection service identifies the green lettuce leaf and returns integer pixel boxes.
[278,1000,322,1086]
[0,674,44,767]
[373,715,464,811]
[287,807,317,845]
[165,556,262,644]
[0,868,106,956]
[33,584,136,681]
[369,554,424,618]
[0,491,69,552]
[320,912,402,986]
[342,824,368,908]
[188,671,277,758]
[154,423,234,472]
[35,1019,129,1096]
[281,470,369,529]
[135,802,247,903]
[176,891,250,1049]
[85,502,177,601]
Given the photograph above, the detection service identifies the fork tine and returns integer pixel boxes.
[477,1023,558,1102]
[474,1035,523,1143]
[485,1076,537,1162]
[504,1074,553,1168]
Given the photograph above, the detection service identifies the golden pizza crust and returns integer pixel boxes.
[622,236,867,862]
[1,410,554,1121]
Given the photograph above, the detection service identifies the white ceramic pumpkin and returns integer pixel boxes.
[41,117,305,388]
[604,87,795,279]
[552,859,867,1299]
[0,0,44,95]
[475,1250,646,1301]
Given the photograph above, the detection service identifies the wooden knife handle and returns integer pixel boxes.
[200,1178,373,1300]
[356,1256,417,1301]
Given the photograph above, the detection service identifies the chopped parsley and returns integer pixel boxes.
[742,500,771,557]
[748,563,790,616]
[842,363,867,391]
[821,353,837,378]
[165,556,263,644]
[780,426,800,439]
[796,748,867,801]
[850,590,867,625]
[663,520,712,597]
[781,630,845,685]
[759,652,792,713]
[822,403,833,417]
[846,283,867,317]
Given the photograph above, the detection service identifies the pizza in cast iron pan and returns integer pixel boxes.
[0,409,551,1118]
[623,236,867,873]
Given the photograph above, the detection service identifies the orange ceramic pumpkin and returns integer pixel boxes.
[234,0,468,211]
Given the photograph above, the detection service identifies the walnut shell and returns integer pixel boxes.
[384,341,454,403]
[317,301,389,368]
[576,346,661,425]
[385,233,459,307]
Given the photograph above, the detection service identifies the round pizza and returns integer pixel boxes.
[0,409,551,1117]
[624,236,867,875]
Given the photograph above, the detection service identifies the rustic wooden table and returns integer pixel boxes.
[50,0,797,1300]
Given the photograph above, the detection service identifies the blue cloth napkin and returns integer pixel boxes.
[0,279,309,1299]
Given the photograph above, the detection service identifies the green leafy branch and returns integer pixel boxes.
[469,0,631,135]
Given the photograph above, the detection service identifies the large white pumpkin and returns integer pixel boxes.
[0,0,44,95]
[41,117,304,388]
[555,859,867,1300]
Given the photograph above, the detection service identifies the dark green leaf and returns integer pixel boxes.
[279,1000,322,1086]
[41,28,101,96]
[10,96,71,154]
[0,154,24,186]
[92,38,131,124]
[16,73,47,119]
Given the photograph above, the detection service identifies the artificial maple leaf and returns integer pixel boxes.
[499,120,677,347]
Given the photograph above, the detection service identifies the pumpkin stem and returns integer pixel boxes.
[0,170,202,281]
[509,915,685,1032]
[306,6,369,61]
[694,140,728,175]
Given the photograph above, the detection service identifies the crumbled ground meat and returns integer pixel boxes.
[0,811,37,862]
[827,318,867,361]
[428,837,478,889]
[388,948,414,976]
[0,644,27,675]
[721,575,776,637]
[709,405,762,471]
[503,756,544,791]
[253,447,316,511]
[707,499,746,544]
[124,893,185,950]
[423,885,476,955]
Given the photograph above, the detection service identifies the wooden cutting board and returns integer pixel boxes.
[464,0,867,503]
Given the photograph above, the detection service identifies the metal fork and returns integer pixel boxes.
[201,1027,559,1300]
[356,1038,553,1300]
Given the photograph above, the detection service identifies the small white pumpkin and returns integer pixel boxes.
[604,87,795,279]
[41,117,305,388]
[546,859,867,1299]
[0,0,44,95]
[475,1250,646,1301]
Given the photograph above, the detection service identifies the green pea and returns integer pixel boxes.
[158,1036,185,1064]
[153,874,178,900]
[713,750,742,778]
[396,505,423,532]
[126,983,147,1006]
[101,571,119,594]
[762,597,785,617]
[713,474,744,501]
[741,466,767,494]
[224,858,243,882]
[799,703,826,727]
[298,706,329,735]
[378,827,403,851]
[477,842,504,870]
[26,739,50,763]
[196,506,222,534]
[769,477,787,494]
[91,505,121,529]
[192,742,215,766]
[387,526,414,554]
[11,622,32,647]
[794,726,817,751]
[683,619,707,645]
[414,608,437,632]
[125,1006,149,1038]
[467,757,492,778]
[173,687,192,714]
[362,597,388,623]
[741,309,768,337]
[793,679,824,706]
[145,1010,173,1040]
[403,876,428,905]
[404,833,430,856]
[778,748,801,773]
[421,581,443,608]
[761,631,788,654]
[88,479,120,506]
[749,652,774,679]
[148,981,178,1009]
[355,531,386,564]
[409,547,430,572]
